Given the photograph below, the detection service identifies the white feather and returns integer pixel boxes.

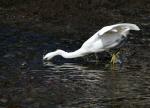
[43,23,140,60]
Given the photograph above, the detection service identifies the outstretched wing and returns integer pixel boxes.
[81,23,140,51]
[96,23,140,48]
[98,23,140,36]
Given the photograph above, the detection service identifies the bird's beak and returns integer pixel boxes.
[43,58,47,61]
[136,26,140,31]
[137,27,140,31]
[43,55,48,61]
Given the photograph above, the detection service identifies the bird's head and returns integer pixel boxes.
[43,52,54,61]
[43,49,65,61]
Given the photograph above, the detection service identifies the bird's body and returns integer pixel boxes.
[43,23,140,61]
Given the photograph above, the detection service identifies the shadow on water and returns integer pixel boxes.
[0,22,150,108]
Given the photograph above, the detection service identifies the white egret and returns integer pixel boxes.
[43,23,140,63]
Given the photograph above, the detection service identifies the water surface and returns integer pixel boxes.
[0,22,150,108]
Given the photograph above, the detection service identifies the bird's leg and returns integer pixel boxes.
[83,55,89,62]
[94,53,99,63]
[110,51,120,65]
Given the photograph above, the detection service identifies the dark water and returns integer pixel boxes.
[0,21,150,108]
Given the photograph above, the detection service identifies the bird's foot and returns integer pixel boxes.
[110,51,120,65]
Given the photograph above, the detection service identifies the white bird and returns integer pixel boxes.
[43,23,140,62]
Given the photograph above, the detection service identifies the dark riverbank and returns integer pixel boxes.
[0,0,150,37]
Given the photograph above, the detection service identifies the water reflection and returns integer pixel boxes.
[37,59,150,107]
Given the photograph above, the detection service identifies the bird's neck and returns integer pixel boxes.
[56,49,85,59]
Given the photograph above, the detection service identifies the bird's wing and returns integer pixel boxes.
[81,23,140,50]
[98,23,140,36]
